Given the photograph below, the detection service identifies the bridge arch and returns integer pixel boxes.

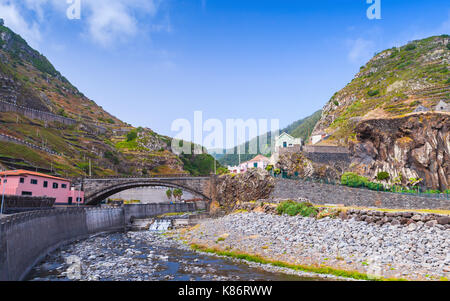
[83,178,212,206]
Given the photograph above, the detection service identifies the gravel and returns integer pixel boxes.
[180,213,450,280]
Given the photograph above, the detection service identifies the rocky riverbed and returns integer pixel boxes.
[26,231,329,281]
[178,212,450,281]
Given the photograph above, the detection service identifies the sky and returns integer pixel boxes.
[0,0,449,143]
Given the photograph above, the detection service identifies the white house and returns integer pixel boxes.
[310,133,329,145]
[434,100,450,112]
[274,132,302,152]
[227,155,270,174]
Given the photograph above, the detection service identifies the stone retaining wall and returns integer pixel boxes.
[0,100,76,126]
[271,179,450,210]
[0,133,61,156]
[340,209,450,229]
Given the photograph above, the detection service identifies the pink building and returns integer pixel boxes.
[0,170,84,205]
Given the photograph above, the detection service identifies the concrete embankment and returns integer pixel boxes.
[0,203,197,281]
[178,212,450,281]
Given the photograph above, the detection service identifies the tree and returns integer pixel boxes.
[166,189,173,202]
[173,189,183,202]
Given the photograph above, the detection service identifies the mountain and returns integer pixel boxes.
[312,35,449,145]
[0,22,216,177]
[215,110,322,166]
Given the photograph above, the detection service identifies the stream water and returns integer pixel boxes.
[26,228,323,281]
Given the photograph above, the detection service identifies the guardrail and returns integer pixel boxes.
[76,174,211,180]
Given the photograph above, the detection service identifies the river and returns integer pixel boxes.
[26,229,323,281]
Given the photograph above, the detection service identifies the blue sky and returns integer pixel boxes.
[0,0,449,139]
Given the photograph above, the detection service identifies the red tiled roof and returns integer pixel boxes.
[0,170,69,182]
[248,155,270,162]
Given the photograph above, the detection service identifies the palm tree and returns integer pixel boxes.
[166,189,173,202]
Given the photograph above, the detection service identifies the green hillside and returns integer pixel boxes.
[215,110,322,166]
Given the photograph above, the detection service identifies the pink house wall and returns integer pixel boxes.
[0,174,84,205]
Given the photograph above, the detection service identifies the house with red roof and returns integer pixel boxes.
[0,170,84,205]
[227,155,270,174]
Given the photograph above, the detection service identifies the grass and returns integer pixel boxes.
[317,204,450,216]
[190,244,406,281]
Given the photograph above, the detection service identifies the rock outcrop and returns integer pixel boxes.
[350,113,449,190]
[276,152,340,181]
[212,169,275,214]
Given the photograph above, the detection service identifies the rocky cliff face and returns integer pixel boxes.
[276,152,340,181]
[350,113,449,190]
[211,169,275,214]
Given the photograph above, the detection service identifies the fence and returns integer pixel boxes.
[271,172,450,201]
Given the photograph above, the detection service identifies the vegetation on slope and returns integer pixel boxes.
[216,110,322,166]
[312,35,449,145]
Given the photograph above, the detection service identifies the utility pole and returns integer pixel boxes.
[89,159,92,178]
[1,175,6,215]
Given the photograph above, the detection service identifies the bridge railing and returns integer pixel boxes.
[72,174,212,181]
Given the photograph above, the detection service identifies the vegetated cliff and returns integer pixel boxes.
[210,169,275,215]
[350,113,449,190]
[0,23,214,177]
[312,35,449,145]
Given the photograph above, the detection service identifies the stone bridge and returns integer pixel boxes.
[78,175,216,206]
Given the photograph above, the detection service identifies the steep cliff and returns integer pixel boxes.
[312,35,449,145]
[350,113,449,190]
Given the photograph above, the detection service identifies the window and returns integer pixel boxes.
[254,163,258,168]
[68,197,73,205]
[20,178,25,183]
[283,142,287,148]
[62,184,67,189]
[31,179,38,185]
[43,181,48,188]
[21,191,32,196]
[53,183,59,189]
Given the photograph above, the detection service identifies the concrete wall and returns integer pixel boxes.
[0,202,198,281]
[271,179,450,210]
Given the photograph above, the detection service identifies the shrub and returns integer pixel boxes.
[126,130,138,142]
[274,168,281,175]
[404,44,416,51]
[277,201,318,217]
[376,171,390,181]
[367,89,380,97]
[333,100,339,106]
[341,172,368,187]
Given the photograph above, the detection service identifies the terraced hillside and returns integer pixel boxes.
[0,22,216,177]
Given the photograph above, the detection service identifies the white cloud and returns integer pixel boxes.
[0,1,42,49]
[347,38,376,64]
[83,0,159,46]
[0,0,163,48]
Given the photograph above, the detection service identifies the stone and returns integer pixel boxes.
[437,216,450,225]
[425,220,438,227]
[411,215,422,222]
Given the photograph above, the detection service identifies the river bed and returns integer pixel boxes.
[26,230,324,281]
